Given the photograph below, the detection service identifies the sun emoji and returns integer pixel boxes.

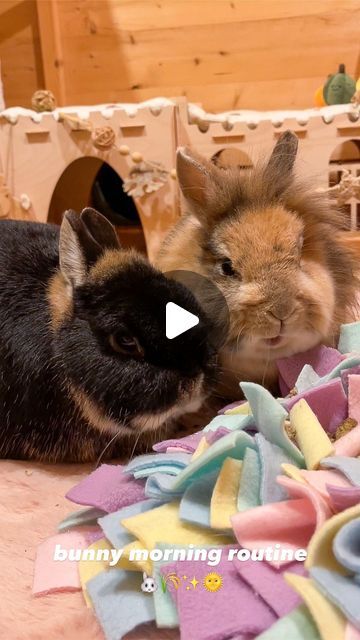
[203,572,223,593]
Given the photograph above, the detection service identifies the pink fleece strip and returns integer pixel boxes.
[33,531,89,596]
[346,623,360,640]
[231,498,315,557]
[334,423,360,457]
[300,469,351,501]
[277,475,333,525]
[348,374,360,424]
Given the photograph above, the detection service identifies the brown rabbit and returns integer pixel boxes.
[156,132,359,398]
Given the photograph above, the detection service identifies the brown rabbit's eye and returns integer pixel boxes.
[109,333,144,359]
[220,258,235,277]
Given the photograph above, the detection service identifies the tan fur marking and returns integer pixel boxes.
[89,248,141,282]
[69,385,124,436]
[47,271,73,330]
[70,379,206,438]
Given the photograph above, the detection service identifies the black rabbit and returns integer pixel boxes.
[0,208,216,462]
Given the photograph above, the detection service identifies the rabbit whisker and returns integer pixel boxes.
[94,429,122,469]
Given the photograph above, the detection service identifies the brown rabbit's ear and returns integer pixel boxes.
[59,208,120,287]
[265,131,298,178]
[176,147,217,211]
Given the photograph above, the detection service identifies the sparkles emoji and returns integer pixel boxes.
[189,576,199,589]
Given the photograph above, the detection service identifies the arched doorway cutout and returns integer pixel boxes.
[48,157,146,253]
[211,147,253,170]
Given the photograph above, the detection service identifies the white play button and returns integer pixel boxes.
[166,302,199,339]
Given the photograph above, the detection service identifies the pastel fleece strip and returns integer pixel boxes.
[98,499,160,549]
[210,458,242,528]
[333,517,360,574]
[240,382,304,465]
[33,531,89,595]
[256,605,320,640]
[237,447,261,512]
[121,501,232,550]
[277,475,332,530]
[277,345,344,390]
[231,498,316,559]
[145,472,183,501]
[86,569,155,640]
[294,364,320,394]
[306,504,360,573]
[289,399,334,469]
[161,558,276,640]
[66,463,145,513]
[310,567,360,631]
[256,433,297,504]
[79,538,112,607]
[204,413,256,433]
[338,321,360,354]
[321,457,360,487]
[347,374,360,424]
[334,423,360,457]
[285,378,348,434]
[58,506,106,532]
[297,468,351,501]
[171,429,256,492]
[234,558,305,617]
[153,431,203,453]
[284,573,347,640]
[179,470,219,528]
[340,365,360,395]
[326,484,360,511]
[125,452,191,476]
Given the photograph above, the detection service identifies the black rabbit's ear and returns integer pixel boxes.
[265,131,298,177]
[59,209,119,287]
[80,208,120,251]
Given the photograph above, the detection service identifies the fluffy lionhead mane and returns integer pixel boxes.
[173,131,360,329]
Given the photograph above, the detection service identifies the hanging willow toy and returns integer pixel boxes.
[123,162,170,198]
[325,170,360,205]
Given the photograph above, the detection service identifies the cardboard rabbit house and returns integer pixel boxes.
[178,100,360,229]
[0,98,179,260]
[1,96,360,259]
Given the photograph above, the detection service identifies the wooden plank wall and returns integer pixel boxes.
[1,0,360,112]
[0,0,44,107]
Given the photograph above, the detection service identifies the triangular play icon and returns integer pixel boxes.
[166,302,199,339]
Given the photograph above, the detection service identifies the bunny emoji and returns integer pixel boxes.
[141,572,158,593]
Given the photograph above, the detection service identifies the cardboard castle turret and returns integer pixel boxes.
[0,97,359,258]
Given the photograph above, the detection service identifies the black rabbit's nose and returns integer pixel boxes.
[164,269,230,352]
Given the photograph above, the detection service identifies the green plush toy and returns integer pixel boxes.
[323,63,356,105]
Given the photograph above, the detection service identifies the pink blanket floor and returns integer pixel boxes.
[0,459,175,640]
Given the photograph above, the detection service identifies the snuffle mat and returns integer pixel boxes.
[33,321,360,640]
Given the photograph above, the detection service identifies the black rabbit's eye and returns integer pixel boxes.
[220,258,235,276]
[109,333,144,359]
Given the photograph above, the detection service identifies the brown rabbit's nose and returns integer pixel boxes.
[268,301,296,322]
